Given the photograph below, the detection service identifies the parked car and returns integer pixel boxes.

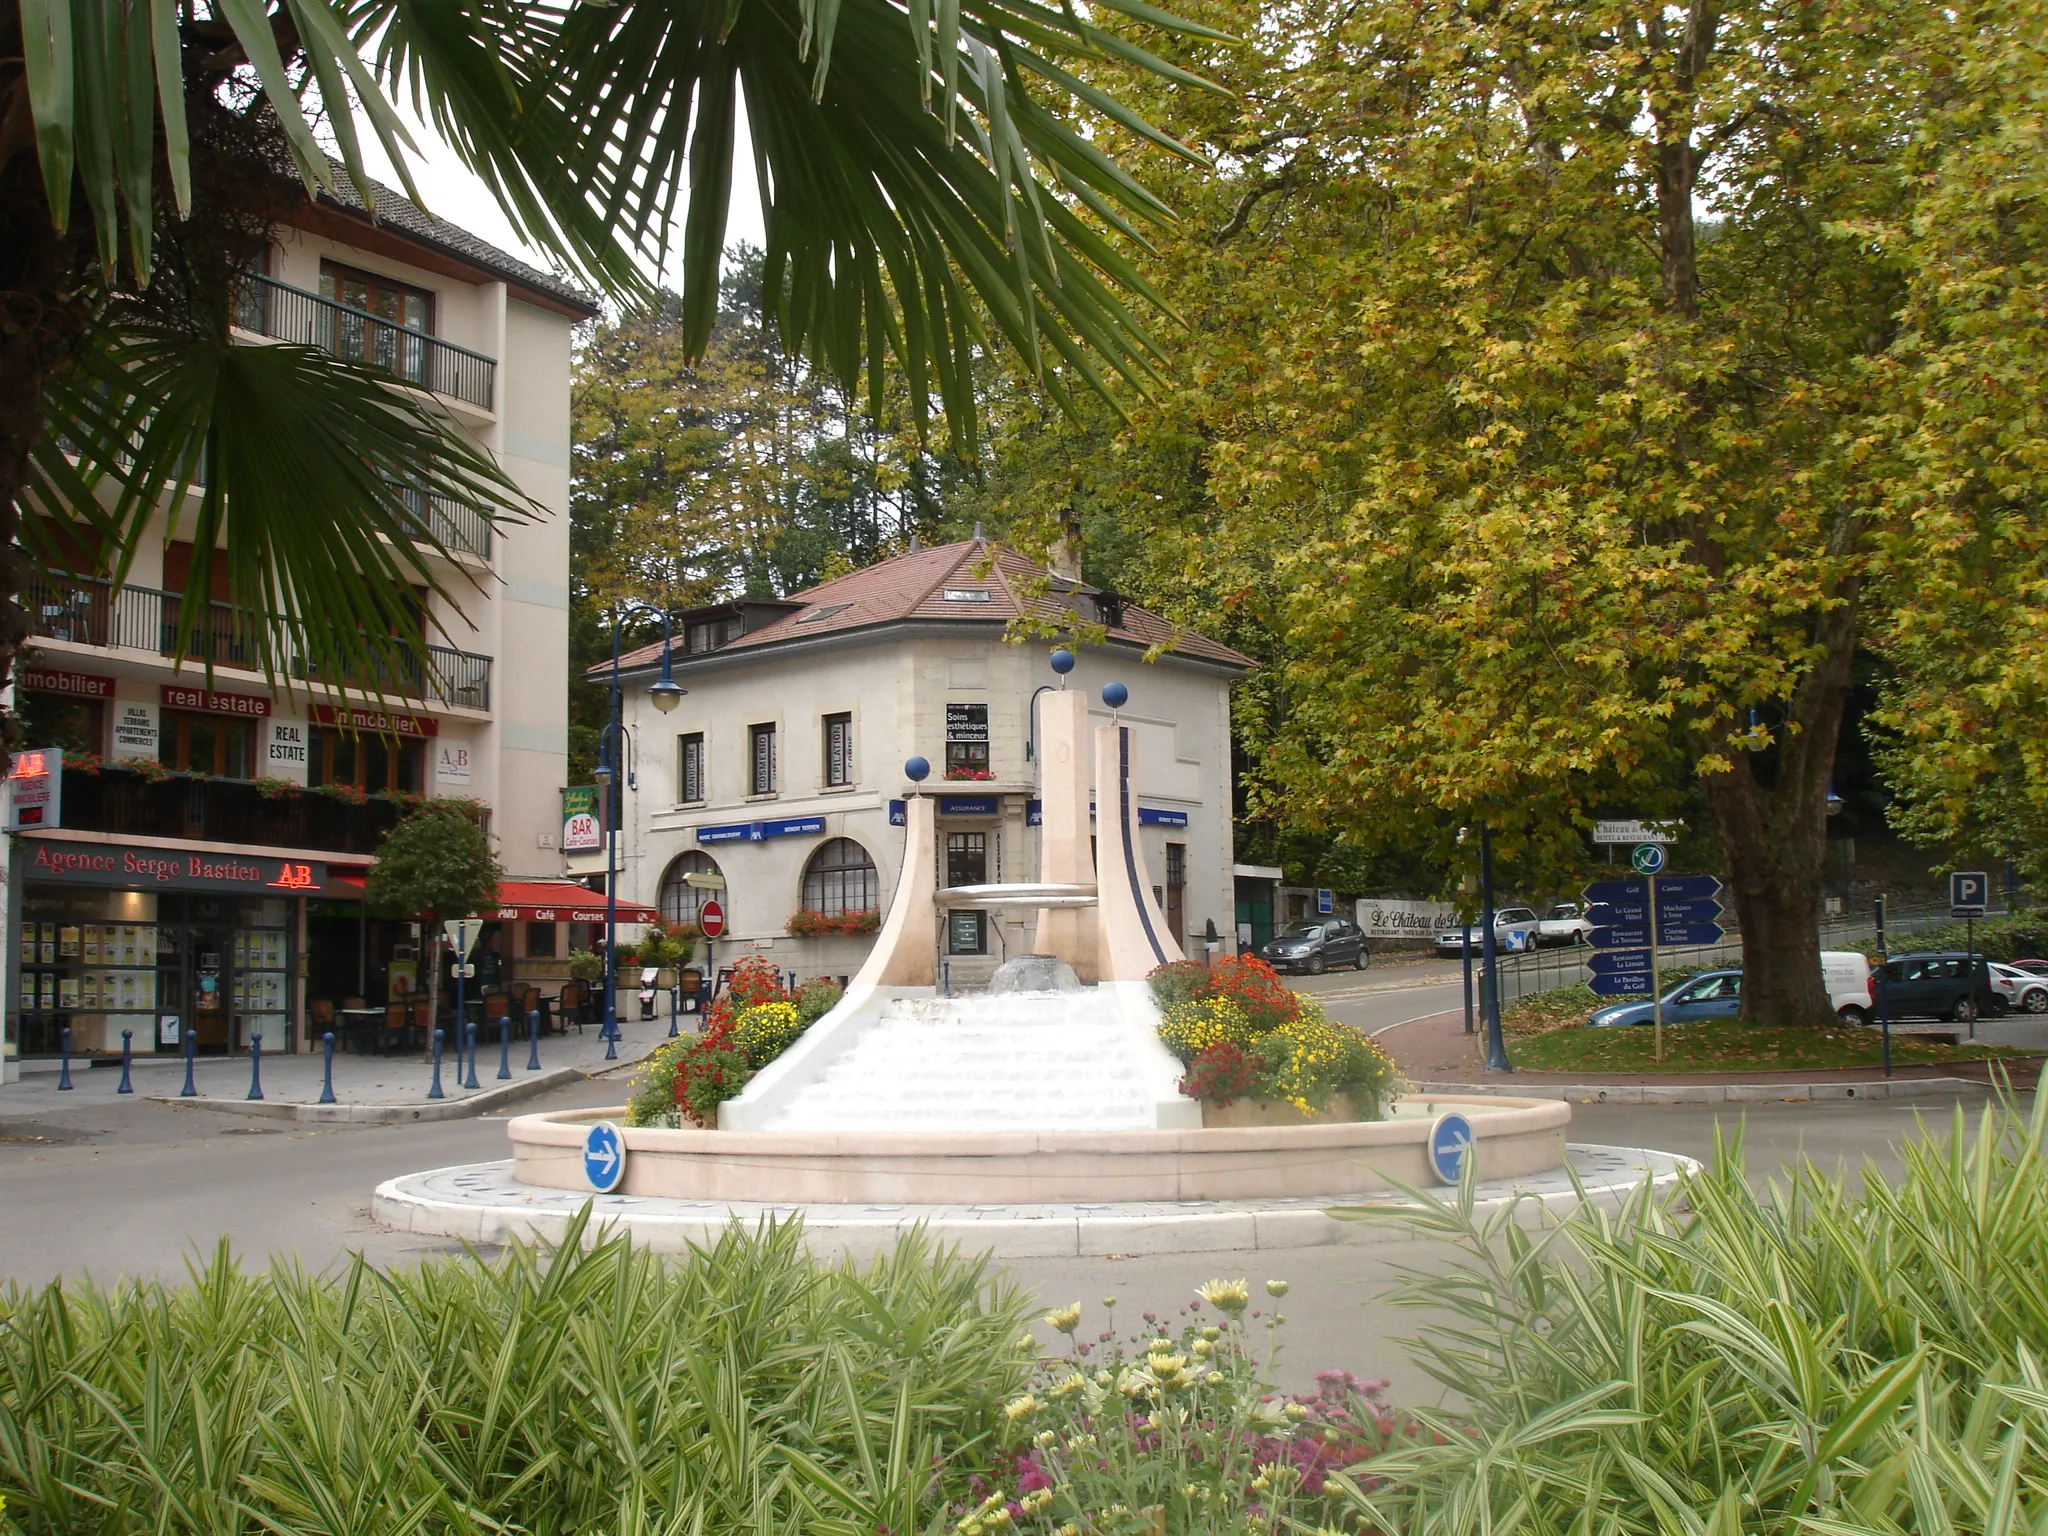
[1536,902,1595,946]
[2009,958,2048,979]
[1434,907,1541,955]
[1873,951,2002,1023]
[1989,961,2048,1014]
[1589,952,1875,1028]
[1260,918,1368,974]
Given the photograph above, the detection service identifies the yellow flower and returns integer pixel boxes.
[1283,1402,1309,1422]
[1192,1337,1213,1356]
[1035,1429,1058,1448]
[1196,1279,1251,1314]
[1206,1371,1225,1387]
[1148,1336,1174,1354]
[1004,1394,1041,1421]
[1265,1279,1289,1298]
[1044,1302,1083,1334]
[1250,1475,1270,1494]
[1017,1331,1041,1354]
[1201,1325,1221,1341]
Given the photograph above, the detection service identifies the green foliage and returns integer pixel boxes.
[730,1000,807,1069]
[363,802,502,923]
[1513,1021,2024,1075]
[0,1220,1032,1535]
[1864,914,2048,963]
[1336,1091,2048,1535]
[565,948,604,984]
[795,978,844,1026]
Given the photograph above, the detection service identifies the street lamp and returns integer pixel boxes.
[596,602,686,1047]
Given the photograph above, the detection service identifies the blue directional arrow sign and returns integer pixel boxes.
[1585,878,1648,905]
[1428,1113,1475,1185]
[1589,971,1658,997]
[1590,898,1723,929]
[1652,874,1723,902]
[1657,922,1727,948]
[1589,947,1653,973]
[1654,898,1724,925]
[583,1120,627,1193]
[1587,900,1649,927]
[1592,924,1653,950]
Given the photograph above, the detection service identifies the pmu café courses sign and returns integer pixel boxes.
[23,838,337,895]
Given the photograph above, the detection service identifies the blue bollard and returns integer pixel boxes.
[526,1009,541,1071]
[496,1016,512,1080]
[57,1026,73,1090]
[428,1028,445,1099]
[180,1024,197,1097]
[246,1032,264,1100]
[667,987,678,1038]
[117,1029,134,1094]
[318,1032,337,1104]
[463,1022,481,1090]
[604,1016,618,1061]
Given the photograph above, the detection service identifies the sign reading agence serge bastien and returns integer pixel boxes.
[21,838,349,895]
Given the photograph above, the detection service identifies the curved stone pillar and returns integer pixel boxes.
[851,791,938,988]
[1032,688,1099,980]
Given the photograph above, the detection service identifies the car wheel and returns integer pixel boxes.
[1573,930,1588,945]
[1307,954,1326,975]
[2026,989,2048,1015]
[1354,949,1369,970]
[1952,996,1979,1024]
[1837,1005,1868,1028]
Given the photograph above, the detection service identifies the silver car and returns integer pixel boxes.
[1434,907,1541,955]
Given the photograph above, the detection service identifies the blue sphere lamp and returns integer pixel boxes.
[1049,647,1076,676]
[905,755,931,783]
[1101,681,1129,710]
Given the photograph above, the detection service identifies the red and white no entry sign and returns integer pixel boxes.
[699,900,725,938]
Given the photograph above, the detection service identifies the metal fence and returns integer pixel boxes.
[236,273,497,410]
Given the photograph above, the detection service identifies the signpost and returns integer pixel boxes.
[583,1121,627,1193]
[1584,859,1725,1062]
[699,899,725,991]
[1950,872,1990,988]
[1428,1112,1474,1185]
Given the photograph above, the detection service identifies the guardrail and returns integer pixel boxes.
[236,273,496,411]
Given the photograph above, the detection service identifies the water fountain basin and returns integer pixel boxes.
[503,1094,1569,1205]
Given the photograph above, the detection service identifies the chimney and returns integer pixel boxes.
[1048,509,1083,582]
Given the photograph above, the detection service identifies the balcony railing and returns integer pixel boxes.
[59,766,402,854]
[235,273,497,410]
[389,481,492,560]
[25,574,494,712]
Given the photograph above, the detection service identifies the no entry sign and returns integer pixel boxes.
[699,900,726,939]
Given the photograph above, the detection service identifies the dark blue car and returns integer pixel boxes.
[1587,969,1744,1029]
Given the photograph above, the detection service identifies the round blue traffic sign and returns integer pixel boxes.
[1428,1112,1474,1185]
[1630,843,1668,876]
[583,1120,627,1193]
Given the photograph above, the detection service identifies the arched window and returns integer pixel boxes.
[658,851,722,926]
[802,838,879,915]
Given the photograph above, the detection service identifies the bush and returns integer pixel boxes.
[1157,996,1260,1061]
[0,1222,1034,1536]
[795,977,844,1024]
[1146,955,1299,1033]
[1145,959,1213,1008]
[1178,1042,1262,1105]
[1866,912,2048,961]
[787,908,882,936]
[1336,1088,2048,1536]
[730,1000,805,1067]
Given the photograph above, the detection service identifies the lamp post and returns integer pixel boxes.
[594,603,686,1044]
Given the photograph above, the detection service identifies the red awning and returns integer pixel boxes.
[487,880,659,925]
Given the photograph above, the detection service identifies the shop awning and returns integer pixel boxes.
[488,880,658,925]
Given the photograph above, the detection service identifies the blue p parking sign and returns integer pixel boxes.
[1428,1113,1475,1185]
[583,1121,627,1193]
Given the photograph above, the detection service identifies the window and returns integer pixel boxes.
[319,261,434,384]
[685,615,743,654]
[17,692,102,758]
[524,921,558,958]
[748,722,777,794]
[162,709,254,778]
[678,732,706,803]
[941,588,992,603]
[1165,841,1186,947]
[823,713,853,787]
[308,727,424,792]
[658,851,723,927]
[803,838,878,915]
[946,831,988,888]
[794,603,853,626]
[945,702,989,778]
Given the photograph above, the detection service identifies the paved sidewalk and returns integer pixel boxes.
[4,1018,678,1118]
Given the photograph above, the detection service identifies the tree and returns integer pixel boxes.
[3,0,1215,730]
[973,0,2013,1025]
[365,801,505,1045]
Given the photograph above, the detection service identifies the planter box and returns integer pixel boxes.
[1201,1093,1366,1129]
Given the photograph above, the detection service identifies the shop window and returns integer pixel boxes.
[18,692,103,758]
[658,851,723,926]
[162,709,253,778]
[524,921,558,958]
[823,712,853,787]
[946,831,988,888]
[308,726,424,792]
[945,702,989,778]
[748,722,777,794]
[802,838,878,915]
[678,731,706,803]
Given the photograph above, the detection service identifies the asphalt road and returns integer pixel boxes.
[0,1068,2012,1404]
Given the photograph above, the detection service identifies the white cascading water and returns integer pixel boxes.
[754,990,1162,1132]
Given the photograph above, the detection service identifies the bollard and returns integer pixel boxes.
[428,1028,445,1099]
[604,1016,618,1061]
[180,1024,197,1097]
[497,1016,512,1080]
[57,1026,73,1090]
[667,986,678,1039]
[527,1009,541,1071]
[318,1032,337,1104]
[117,1029,134,1094]
[246,1032,264,1100]
[463,1021,481,1090]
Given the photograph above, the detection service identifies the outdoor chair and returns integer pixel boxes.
[558,983,584,1034]
[409,1001,432,1050]
[678,969,704,1014]
[380,1001,409,1055]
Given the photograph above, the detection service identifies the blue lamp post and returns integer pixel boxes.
[594,603,686,1044]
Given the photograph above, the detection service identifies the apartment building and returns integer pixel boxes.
[587,538,1253,988]
[1,176,595,1078]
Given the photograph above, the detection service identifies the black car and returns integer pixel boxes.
[1875,951,2003,1023]
[1260,919,1368,974]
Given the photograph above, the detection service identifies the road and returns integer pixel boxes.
[1286,953,1470,1036]
[0,1065,2010,1404]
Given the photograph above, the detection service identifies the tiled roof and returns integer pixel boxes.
[610,539,1254,673]
[312,163,599,315]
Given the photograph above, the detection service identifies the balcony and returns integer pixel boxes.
[25,574,494,712]
[235,273,496,411]
[59,765,400,855]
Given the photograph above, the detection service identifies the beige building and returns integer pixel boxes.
[592,538,1252,987]
[2,177,594,1076]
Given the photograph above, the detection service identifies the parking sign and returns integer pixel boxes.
[1950,871,1990,918]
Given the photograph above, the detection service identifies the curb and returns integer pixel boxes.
[1405,1075,1999,1105]
[152,1065,589,1124]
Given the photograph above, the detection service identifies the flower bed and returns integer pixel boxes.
[786,908,881,937]
[1148,956,1401,1118]
[627,957,843,1127]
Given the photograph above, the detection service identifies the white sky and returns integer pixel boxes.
[352,98,768,297]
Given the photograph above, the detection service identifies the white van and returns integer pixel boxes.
[1823,950,1876,1024]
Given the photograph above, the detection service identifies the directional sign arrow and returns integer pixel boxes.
[589,1142,619,1175]
[1652,874,1722,902]
[1584,878,1648,905]
[1657,922,1727,947]
[1653,898,1724,925]
[1590,972,1658,997]
[1589,948,1654,974]
[1591,924,1653,950]
[1587,900,1649,927]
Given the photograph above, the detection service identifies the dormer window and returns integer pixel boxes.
[942,588,991,603]
[794,602,854,626]
[684,615,743,654]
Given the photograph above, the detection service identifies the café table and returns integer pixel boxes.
[336,1007,385,1055]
